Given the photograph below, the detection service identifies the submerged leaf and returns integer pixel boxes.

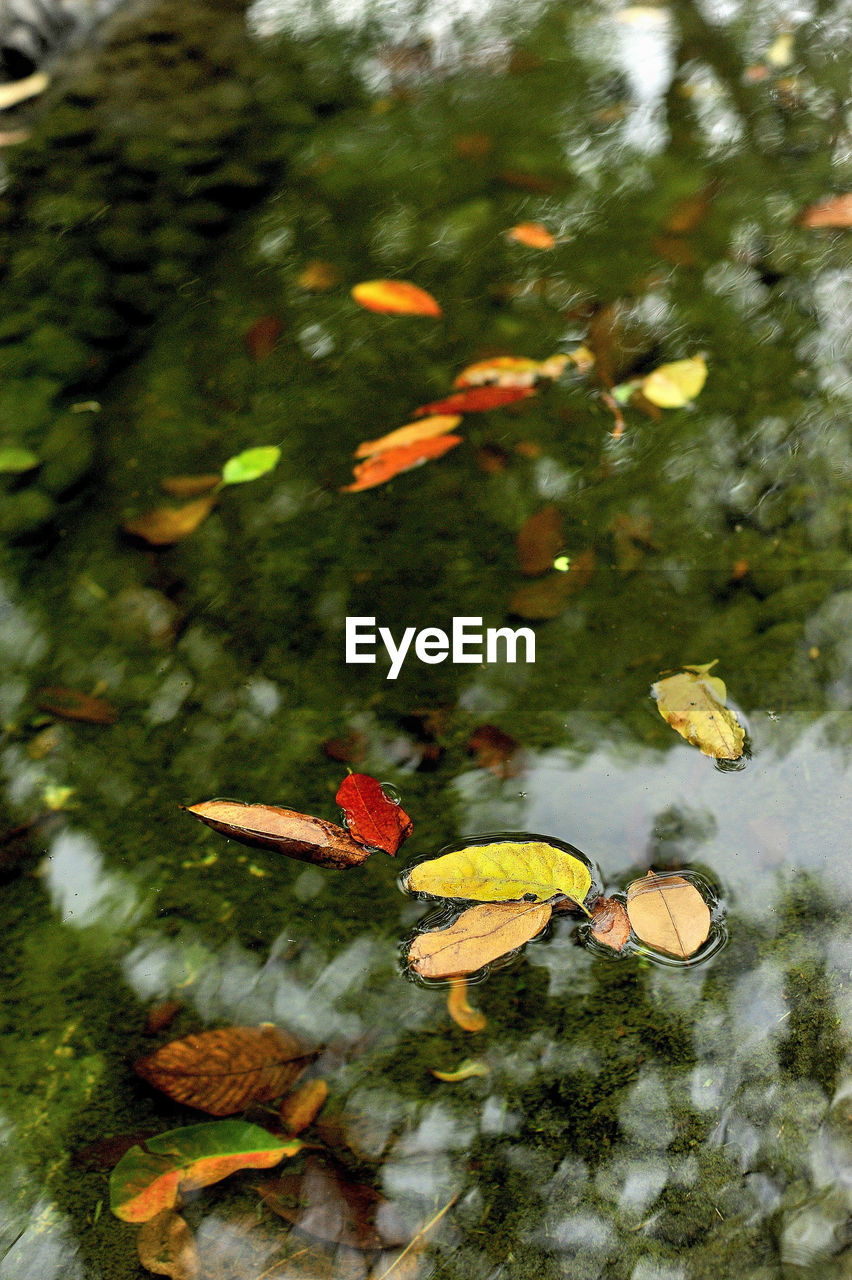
[798,193,852,228]
[37,687,118,725]
[123,497,216,546]
[221,446,280,486]
[137,1211,199,1280]
[354,414,461,459]
[652,661,745,759]
[335,773,413,855]
[351,280,442,317]
[244,315,282,360]
[279,1079,328,1135]
[626,872,711,958]
[341,434,462,492]
[110,1121,299,1222]
[406,838,592,906]
[0,446,39,474]
[431,1059,490,1082]
[257,1156,409,1251]
[135,1026,313,1115]
[182,799,371,867]
[413,386,536,417]
[517,505,565,576]
[447,977,487,1032]
[160,475,221,498]
[297,260,341,291]
[409,900,552,978]
[509,549,596,618]
[506,222,556,248]
[467,724,520,777]
[640,356,707,408]
[589,895,631,952]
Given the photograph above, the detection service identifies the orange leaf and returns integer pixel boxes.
[123,497,216,546]
[36,687,118,725]
[447,977,486,1032]
[297,260,341,291]
[413,386,536,417]
[354,414,461,459]
[160,474,221,498]
[797,193,852,228]
[341,435,462,492]
[506,222,556,249]
[351,280,442,317]
[279,1079,329,1135]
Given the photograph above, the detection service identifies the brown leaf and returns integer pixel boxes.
[72,1131,158,1171]
[517,505,564,576]
[122,497,216,546]
[258,1156,409,1251]
[279,1079,329,1135]
[321,732,367,764]
[244,315,282,360]
[626,872,711,959]
[611,513,656,571]
[509,550,596,619]
[467,724,520,777]
[453,133,492,158]
[664,184,716,234]
[137,1211,199,1280]
[798,193,852,228]
[145,1001,183,1036]
[135,1026,313,1115]
[474,443,510,473]
[409,901,552,979]
[447,977,486,1032]
[160,475,221,498]
[36,687,118,725]
[182,799,371,868]
[589,896,631,952]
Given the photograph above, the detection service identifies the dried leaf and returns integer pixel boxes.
[413,386,536,417]
[509,549,596,618]
[123,497,216,546]
[505,222,556,249]
[221,446,280,486]
[258,1156,409,1251]
[182,799,371,867]
[640,356,707,408]
[798,193,852,228]
[652,661,745,759]
[145,1001,182,1036]
[297,260,341,290]
[406,837,592,907]
[137,1211,199,1280]
[626,872,711,958]
[409,900,552,978]
[160,475,221,498]
[279,1079,328,1135]
[341,435,462,492]
[335,773,413,855]
[36,687,118,725]
[135,1026,313,1115]
[110,1121,300,1222]
[351,280,442,317]
[467,724,520,777]
[244,315,282,360]
[447,977,486,1032]
[589,896,631,951]
[517,505,564,576]
[430,1059,490,1081]
[321,731,367,763]
[354,414,462,459]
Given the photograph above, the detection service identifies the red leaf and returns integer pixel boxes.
[413,386,536,417]
[37,687,118,725]
[244,315,282,360]
[341,434,461,492]
[335,773,413,856]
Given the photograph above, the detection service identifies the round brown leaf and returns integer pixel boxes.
[137,1211,199,1280]
[626,873,710,958]
[589,896,631,951]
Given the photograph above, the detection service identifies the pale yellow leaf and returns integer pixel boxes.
[652,661,744,759]
[640,356,707,408]
[409,900,552,978]
[406,839,593,906]
[626,872,710,958]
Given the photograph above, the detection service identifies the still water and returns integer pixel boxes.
[1,0,851,1276]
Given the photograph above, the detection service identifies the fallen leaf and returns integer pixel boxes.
[447,977,486,1031]
[430,1059,490,1082]
[652,661,745,759]
[182,799,372,867]
[413,386,536,417]
[509,549,596,619]
[160,475,221,498]
[409,900,552,978]
[341,434,462,492]
[297,260,341,290]
[626,872,711,958]
[453,133,492,158]
[279,1079,328,1135]
[0,446,39,474]
[611,513,656,571]
[517,505,564,576]
[797,193,852,228]
[454,356,541,388]
[336,773,413,855]
[72,1132,159,1171]
[505,222,556,249]
[498,170,557,193]
[36,687,118,725]
[244,315,282,360]
[474,443,510,472]
[321,731,367,764]
[0,71,49,110]
[351,280,442,317]
[354,414,462,459]
[123,496,216,546]
[137,1210,199,1280]
[589,896,631,952]
[145,1001,183,1036]
[257,1155,409,1251]
[664,184,716,234]
[640,356,707,408]
[467,724,520,777]
[221,446,280,486]
[135,1026,314,1115]
[406,837,593,907]
[110,1121,300,1223]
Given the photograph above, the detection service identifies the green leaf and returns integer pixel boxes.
[220,446,281,486]
[406,838,593,907]
[0,446,40,474]
[110,1121,301,1223]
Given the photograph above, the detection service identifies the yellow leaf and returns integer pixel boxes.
[406,838,593,907]
[640,356,707,408]
[354,414,462,459]
[652,661,745,759]
[454,353,572,389]
[409,901,552,978]
[626,872,711,958]
[431,1059,490,1082]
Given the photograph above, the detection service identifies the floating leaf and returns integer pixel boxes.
[517,505,565,576]
[639,356,707,408]
[182,799,371,867]
[447,977,486,1032]
[626,872,711,958]
[409,900,552,978]
[221,446,280,486]
[506,222,556,248]
[0,446,39,474]
[160,475,220,498]
[354,414,462,459]
[431,1059,490,1082]
[413,386,536,417]
[257,1156,409,1251]
[279,1079,328,1135]
[341,435,461,492]
[454,356,542,389]
[145,1001,182,1036]
[467,724,520,777]
[111,1121,300,1222]
[244,315,282,360]
[351,280,442,317]
[509,549,596,618]
[798,193,852,228]
[652,661,745,759]
[137,1211,199,1280]
[335,773,413,855]
[406,837,593,907]
[135,1026,313,1115]
[589,895,631,952]
[37,687,118,725]
[123,497,216,546]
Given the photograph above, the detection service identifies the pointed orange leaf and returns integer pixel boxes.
[413,386,536,417]
[351,280,442,317]
[341,435,462,492]
[354,415,461,459]
[506,222,556,248]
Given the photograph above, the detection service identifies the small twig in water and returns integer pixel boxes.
[370,1192,458,1280]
